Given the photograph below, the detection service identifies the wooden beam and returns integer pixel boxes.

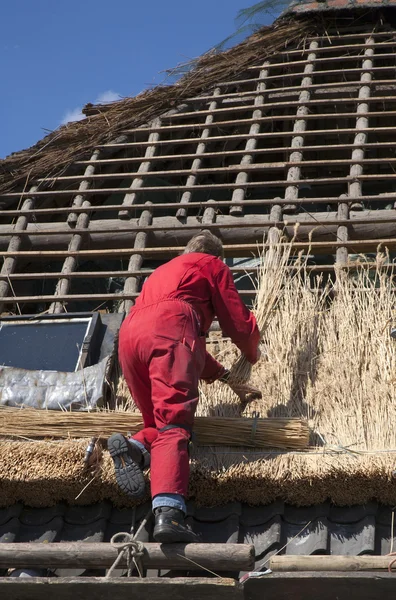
[95,123,396,149]
[0,238,396,261]
[0,577,243,600]
[34,155,396,184]
[160,95,396,122]
[75,141,396,166]
[0,542,254,571]
[121,110,396,136]
[244,572,396,600]
[2,211,396,236]
[270,555,396,572]
[1,194,396,217]
[8,171,396,198]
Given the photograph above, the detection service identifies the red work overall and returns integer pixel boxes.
[118,252,259,499]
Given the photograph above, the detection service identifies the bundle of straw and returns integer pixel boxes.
[229,239,293,383]
[0,406,309,450]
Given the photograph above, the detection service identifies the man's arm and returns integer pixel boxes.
[200,350,228,383]
[211,262,260,364]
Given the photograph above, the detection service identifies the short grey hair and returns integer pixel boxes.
[183,230,224,259]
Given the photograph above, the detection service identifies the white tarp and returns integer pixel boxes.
[0,356,110,410]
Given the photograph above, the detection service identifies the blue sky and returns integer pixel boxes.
[1,1,277,159]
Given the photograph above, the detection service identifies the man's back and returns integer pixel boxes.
[133,252,259,361]
[134,252,222,331]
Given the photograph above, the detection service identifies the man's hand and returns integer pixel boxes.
[228,381,262,405]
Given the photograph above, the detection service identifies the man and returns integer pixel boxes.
[108,230,261,543]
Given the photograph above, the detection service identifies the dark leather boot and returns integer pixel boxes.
[107,433,146,499]
[153,507,201,543]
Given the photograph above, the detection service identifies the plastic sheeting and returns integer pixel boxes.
[0,356,110,410]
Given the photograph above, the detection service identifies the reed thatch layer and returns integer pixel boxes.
[4,256,396,508]
[0,17,312,194]
[115,253,396,506]
[1,439,396,508]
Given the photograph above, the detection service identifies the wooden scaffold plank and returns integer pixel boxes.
[0,577,243,600]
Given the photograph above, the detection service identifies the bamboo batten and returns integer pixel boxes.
[0,407,309,450]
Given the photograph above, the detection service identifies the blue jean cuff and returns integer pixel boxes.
[128,438,151,468]
[152,493,186,514]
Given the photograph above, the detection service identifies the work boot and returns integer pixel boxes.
[153,507,201,543]
[107,433,146,499]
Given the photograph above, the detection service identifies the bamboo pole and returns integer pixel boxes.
[119,202,152,313]
[0,186,37,314]
[270,555,396,572]
[0,542,255,571]
[283,40,318,213]
[230,61,270,215]
[176,88,221,219]
[118,117,161,220]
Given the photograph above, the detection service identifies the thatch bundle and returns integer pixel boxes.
[229,240,293,383]
[0,407,309,450]
[0,17,313,194]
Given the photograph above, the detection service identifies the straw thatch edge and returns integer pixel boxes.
[1,439,396,508]
[0,16,313,195]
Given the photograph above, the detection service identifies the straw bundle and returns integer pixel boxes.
[229,240,293,383]
[0,406,309,450]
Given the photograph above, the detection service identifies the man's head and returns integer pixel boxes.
[183,230,224,260]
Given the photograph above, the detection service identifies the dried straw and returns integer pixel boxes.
[229,239,293,383]
[0,406,309,450]
[3,255,396,508]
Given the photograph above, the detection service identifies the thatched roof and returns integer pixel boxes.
[0,17,311,195]
[2,5,396,510]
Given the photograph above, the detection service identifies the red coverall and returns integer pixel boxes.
[118,252,260,499]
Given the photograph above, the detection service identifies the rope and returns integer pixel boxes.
[106,532,145,578]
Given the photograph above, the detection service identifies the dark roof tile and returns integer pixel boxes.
[19,505,65,526]
[329,503,378,524]
[191,502,242,522]
[64,502,112,525]
[17,517,64,543]
[329,516,376,555]
[240,515,282,558]
[0,517,20,543]
[0,504,23,526]
[284,503,330,525]
[189,514,240,544]
[284,518,328,555]
[240,501,285,527]
[59,519,107,543]
[375,523,396,555]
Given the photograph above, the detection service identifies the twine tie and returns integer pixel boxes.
[106,532,145,578]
